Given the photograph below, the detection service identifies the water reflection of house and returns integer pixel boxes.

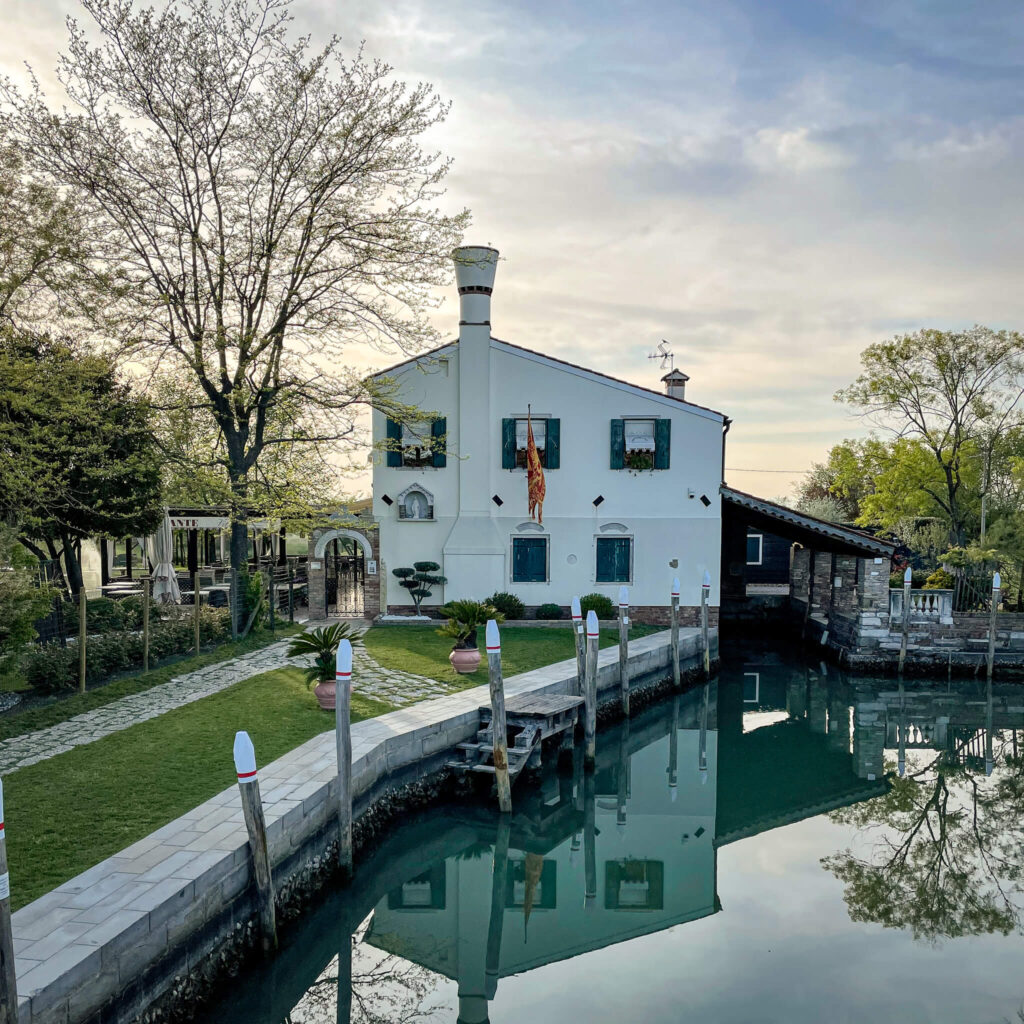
[366,696,718,1024]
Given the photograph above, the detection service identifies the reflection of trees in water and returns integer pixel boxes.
[823,734,1024,942]
[282,915,443,1024]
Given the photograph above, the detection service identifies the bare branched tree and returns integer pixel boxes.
[3,0,468,586]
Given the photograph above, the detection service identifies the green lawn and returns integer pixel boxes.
[4,666,392,910]
[363,623,662,689]
[0,624,302,743]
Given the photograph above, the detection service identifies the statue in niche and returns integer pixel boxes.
[407,491,427,519]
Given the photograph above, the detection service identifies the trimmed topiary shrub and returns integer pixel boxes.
[487,591,525,620]
[923,568,955,590]
[580,593,615,619]
[536,603,563,620]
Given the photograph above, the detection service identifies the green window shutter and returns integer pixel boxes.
[386,418,402,467]
[610,419,625,469]
[431,417,447,468]
[654,418,671,469]
[512,537,547,582]
[546,418,560,469]
[596,537,631,583]
[502,418,516,469]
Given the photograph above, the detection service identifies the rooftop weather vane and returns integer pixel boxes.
[648,339,674,371]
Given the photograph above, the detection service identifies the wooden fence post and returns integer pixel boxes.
[230,567,239,640]
[142,578,151,673]
[268,568,276,633]
[78,590,87,693]
[898,566,912,675]
[335,639,354,879]
[584,610,599,770]
[987,571,1001,683]
[192,571,201,655]
[233,731,277,953]
[617,586,630,717]
[700,570,711,680]
[571,596,585,697]
[288,561,295,624]
[0,780,18,1024]
[485,620,512,813]
[670,577,681,691]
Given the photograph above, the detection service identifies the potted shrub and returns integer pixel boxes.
[287,623,362,710]
[437,599,504,674]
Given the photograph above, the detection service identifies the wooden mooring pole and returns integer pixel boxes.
[0,780,18,1024]
[987,571,1001,683]
[571,596,585,697]
[670,577,681,691]
[335,639,354,879]
[233,731,278,953]
[898,567,912,675]
[700,570,711,680]
[486,620,513,813]
[78,591,87,694]
[583,610,599,770]
[617,586,630,717]
[142,578,151,673]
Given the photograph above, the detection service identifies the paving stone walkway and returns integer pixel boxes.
[0,622,447,774]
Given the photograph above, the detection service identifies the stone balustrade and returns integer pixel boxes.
[889,588,954,623]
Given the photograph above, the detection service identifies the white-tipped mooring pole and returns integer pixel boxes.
[486,620,512,813]
[987,571,1001,683]
[584,610,599,770]
[571,596,585,697]
[233,731,277,953]
[0,780,17,1024]
[335,639,354,879]
[700,570,711,680]
[670,577,681,690]
[898,566,912,675]
[618,585,630,717]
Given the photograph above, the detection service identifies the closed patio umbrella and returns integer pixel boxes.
[147,513,181,604]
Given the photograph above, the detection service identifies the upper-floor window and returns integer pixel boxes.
[610,418,670,470]
[502,418,561,469]
[746,533,763,565]
[385,417,447,469]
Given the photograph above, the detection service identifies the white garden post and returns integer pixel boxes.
[618,585,630,717]
[233,731,277,953]
[670,577,681,690]
[486,620,513,813]
[571,596,585,697]
[336,639,354,878]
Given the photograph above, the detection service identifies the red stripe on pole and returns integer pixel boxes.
[237,769,258,780]
[486,645,500,652]
[335,672,351,679]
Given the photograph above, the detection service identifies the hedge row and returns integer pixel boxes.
[23,608,232,693]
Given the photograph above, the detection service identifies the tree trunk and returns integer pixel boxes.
[60,534,85,596]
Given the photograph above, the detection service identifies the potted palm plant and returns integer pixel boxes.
[437,599,504,674]
[287,623,362,710]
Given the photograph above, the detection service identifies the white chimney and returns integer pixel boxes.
[661,369,689,401]
[453,245,498,333]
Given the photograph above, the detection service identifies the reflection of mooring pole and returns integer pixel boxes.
[336,932,352,1024]
[616,725,628,833]
[667,697,679,800]
[486,817,511,1002]
[698,683,709,780]
[897,678,906,778]
[583,773,597,910]
[985,674,994,777]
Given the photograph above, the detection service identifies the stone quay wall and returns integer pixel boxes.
[13,628,715,1024]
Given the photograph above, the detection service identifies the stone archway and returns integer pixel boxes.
[308,525,380,619]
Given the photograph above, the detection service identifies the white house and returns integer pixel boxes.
[370,246,729,622]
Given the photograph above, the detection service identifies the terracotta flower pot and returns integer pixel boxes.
[449,646,481,675]
[314,679,336,710]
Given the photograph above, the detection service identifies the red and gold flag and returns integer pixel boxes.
[526,410,545,524]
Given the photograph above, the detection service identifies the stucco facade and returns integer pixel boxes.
[371,246,728,619]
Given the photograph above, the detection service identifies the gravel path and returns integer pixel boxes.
[0,622,446,773]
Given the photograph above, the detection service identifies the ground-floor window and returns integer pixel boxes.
[746,532,763,565]
[595,536,632,583]
[512,536,548,582]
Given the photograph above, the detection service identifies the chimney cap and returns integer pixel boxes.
[661,369,690,382]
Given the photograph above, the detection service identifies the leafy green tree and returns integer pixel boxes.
[0,525,53,653]
[0,328,163,593]
[836,327,1024,546]
[4,0,468,591]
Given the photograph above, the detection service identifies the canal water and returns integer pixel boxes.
[203,647,1024,1024]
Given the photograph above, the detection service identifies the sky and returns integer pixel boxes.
[5,0,1024,499]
